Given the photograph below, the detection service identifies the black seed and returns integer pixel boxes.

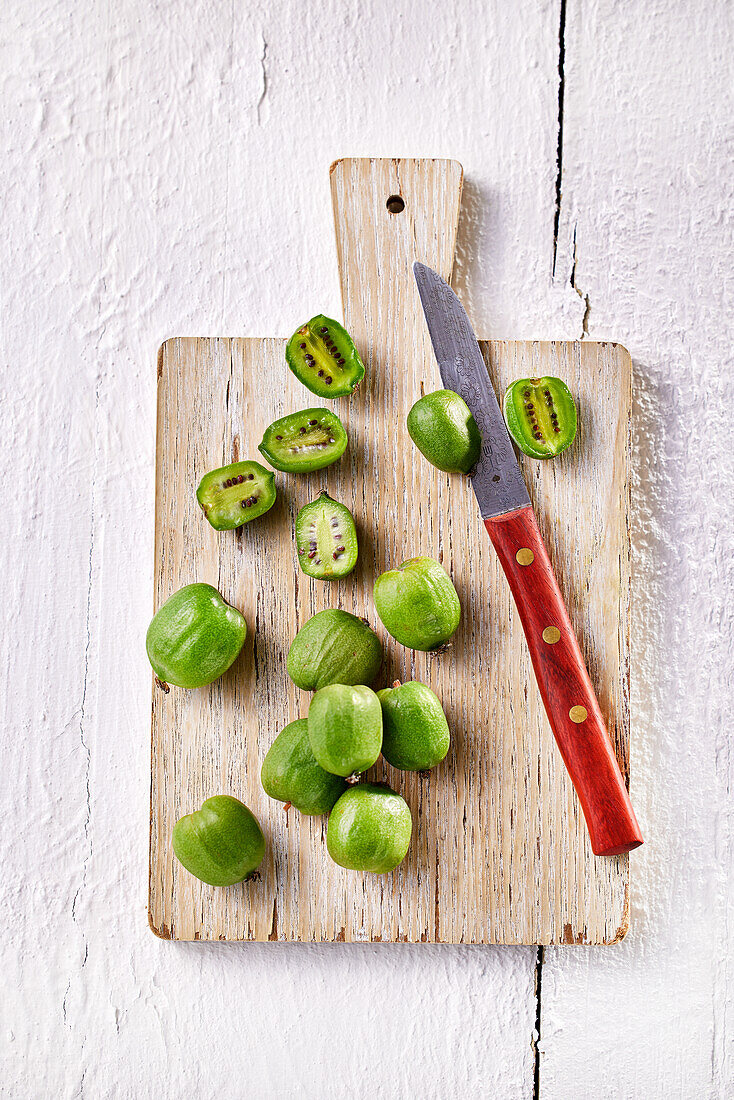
[298,549,305,554]
[299,342,306,349]
[554,426,561,433]
[325,377,332,385]
[309,419,318,425]
[241,500,247,508]
[333,552,339,559]
[331,348,339,357]
[337,546,345,552]
[320,326,328,334]
[248,473,254,479]
[308,551,316,559]
[318,370,324,377]
[299,427,306,434]
[338,358,345,365]
[275,435,282,440]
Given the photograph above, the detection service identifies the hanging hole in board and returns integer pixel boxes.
[386,194,405,214]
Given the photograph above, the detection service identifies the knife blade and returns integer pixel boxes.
[413,261,530,518]
[413,261,643,857]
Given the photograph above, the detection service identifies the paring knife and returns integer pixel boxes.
[413,262,643,857]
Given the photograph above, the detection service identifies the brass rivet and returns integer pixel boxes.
[516,548,534,566]
[569,705,588,723]
[542,626,561,644]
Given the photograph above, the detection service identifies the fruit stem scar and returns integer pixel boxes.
[392,680,402,688]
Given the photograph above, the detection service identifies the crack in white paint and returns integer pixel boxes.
[570,223,590,339]
[256,33,269,125]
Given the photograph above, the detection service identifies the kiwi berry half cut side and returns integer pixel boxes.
[258,408,347,473]
[502,376,577,459]
[286,314,365,398]
[295,491,358,580]
[196,460,276,530]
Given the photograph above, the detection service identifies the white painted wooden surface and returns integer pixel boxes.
[1,0,731,1096]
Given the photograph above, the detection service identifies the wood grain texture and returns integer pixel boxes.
[150,158,632,944]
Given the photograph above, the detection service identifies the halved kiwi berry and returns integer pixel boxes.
[502,376,577,459]
[286,314,365,398]
[258,408,347,473]
[295,491,358,580]
[196,460,276,530]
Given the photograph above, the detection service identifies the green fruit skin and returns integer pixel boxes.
[261,719,347,814]
[373,557,460,651]
[502,376,577,459]
[326,784,412,873]
[172,795,265,886]
[287,609,383,690]
[308,684,383,777]
[376,681,450,771]
[407,389,482,474]
[146,583,247,688]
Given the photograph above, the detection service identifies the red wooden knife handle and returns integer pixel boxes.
[484,505,643,856]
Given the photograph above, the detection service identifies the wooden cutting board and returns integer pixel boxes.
[149,158,632,944]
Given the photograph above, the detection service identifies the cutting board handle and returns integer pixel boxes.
[330,158,464,351]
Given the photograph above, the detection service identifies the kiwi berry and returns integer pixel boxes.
[286,609,383,691]
[295,491,358,580]
[407,389,481,474]
[503,376,577,459]
[286,315,365,398]
[258,408,347,473]
[261,719,347,815]
[196,460,276,531]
